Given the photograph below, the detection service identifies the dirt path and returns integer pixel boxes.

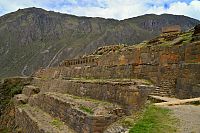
[46,46,66,68]
[164,105,200,133]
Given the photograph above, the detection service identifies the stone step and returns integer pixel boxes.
[29,92,125,133]
[151,89,171,93]
[152,90,170,93]
[161,87,171,89]
[15,104,75,133]
[159,91,170,94]
[149,95,179,102]
[150,93,171,97]
[154,88,171,90]
[162,88,172,90]
[155,97,200,106]
[151,91,169,95]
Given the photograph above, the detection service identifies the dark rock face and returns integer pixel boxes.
[192,24,200,41]
[0,8,199,78]
[194,24,200,35]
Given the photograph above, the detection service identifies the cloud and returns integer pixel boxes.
[0,0,199,20]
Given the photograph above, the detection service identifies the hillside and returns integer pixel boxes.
[0,7,199,78]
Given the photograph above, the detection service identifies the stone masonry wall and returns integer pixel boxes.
[176,63,200,98]
[29,93,119,133]
[61,65,134,79]
[32,79,154,111]
[15,107,42,133]
[34,40,200,98]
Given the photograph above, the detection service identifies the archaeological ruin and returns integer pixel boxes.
[9,24,200,133]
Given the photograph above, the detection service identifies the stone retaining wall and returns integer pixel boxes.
[29,93,119,133]
[15,107,42,133]
[34,40,200,98]
[32,79,154,111]
[176,63,200,98]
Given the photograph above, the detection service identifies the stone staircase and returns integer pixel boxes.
[14,79,155,133]
[150,80,175,97]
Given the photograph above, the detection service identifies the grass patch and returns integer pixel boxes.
[50,118,64,129]
[180,32,193,45]
[18,104,28,108]
[159,42,172,47]
[9,85,23,97]
[0,128,11,133]
[134,42,148,48]
[122,117,135,127]
[79,105,94,114]
[190,101,200,106]
[129,105,178,133]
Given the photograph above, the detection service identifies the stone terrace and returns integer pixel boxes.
[14,25,200,133]
[14,78,155,133]
[35,29,200,99]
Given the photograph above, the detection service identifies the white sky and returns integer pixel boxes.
[0,0,199,20]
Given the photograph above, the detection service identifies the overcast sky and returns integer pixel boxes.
[0,0,199,20]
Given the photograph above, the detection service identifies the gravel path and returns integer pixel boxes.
[164,105,200,133]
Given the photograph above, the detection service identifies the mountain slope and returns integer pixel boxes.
[0,7,199,78]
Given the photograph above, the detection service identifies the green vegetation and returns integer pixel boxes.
[129,105,178,133]
[9,85,23,97]
[180,32,193,45]
[18,104,28,108]
[190,101,200,106]
[0,83,23,110]
[50,119,64,129]
[122,117,135,127]
[159,42,172,47]
[134,42,148,48]
[0,128,10,133]
[79,105,94,114]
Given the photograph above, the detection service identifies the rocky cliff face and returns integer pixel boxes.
[0,7,199,78]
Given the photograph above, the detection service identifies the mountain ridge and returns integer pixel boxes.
[0,7,199,78]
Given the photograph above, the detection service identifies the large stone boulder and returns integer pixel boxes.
[22,85,40,97]
[13,94,28,105]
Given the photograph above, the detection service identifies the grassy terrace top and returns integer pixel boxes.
[88,31,194,57]
[134,31,193,48]
[60,78,153,85]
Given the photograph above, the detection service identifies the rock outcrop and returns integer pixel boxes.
[194,24,200,35]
